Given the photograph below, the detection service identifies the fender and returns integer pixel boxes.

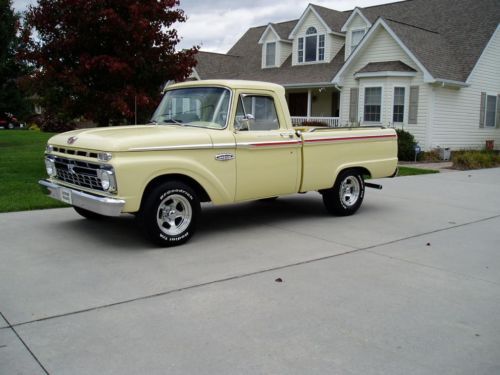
[114,151,235,212]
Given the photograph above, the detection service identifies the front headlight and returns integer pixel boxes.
[45,157,56,177]
[98,152,113,161]
[46,144,54,153]
[98,169,117,192]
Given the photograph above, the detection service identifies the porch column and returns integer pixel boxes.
[307,89,312,118]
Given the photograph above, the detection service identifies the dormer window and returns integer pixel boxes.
[351,29,365,51]
[265,42,276,67]
[298,27,325,63]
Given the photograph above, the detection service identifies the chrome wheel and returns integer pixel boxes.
[156,194,192,236]
[339,175,361,208]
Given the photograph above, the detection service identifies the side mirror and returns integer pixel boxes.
[234,114,254,132]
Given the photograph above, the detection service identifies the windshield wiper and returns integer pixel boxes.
[163,118,184,125]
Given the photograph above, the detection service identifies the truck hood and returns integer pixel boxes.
[48,125,215,152]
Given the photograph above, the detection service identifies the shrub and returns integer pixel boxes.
[418,149,441,162]
[396,129,417,161]
[35,114,77,133]
[452,150,500,170]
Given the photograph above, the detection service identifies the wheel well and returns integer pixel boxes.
[337,167,372,181]
[141,174,211,208]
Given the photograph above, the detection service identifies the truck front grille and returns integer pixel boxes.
[53,156,104,191]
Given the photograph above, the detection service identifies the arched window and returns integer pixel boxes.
[306,27,317,35]
[298,27,325,63]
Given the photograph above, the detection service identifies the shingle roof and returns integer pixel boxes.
[356,60,417,74]
[310,4,349,34]
[270,20,297,41]
[359,0,500,82]
[195,0,500,84]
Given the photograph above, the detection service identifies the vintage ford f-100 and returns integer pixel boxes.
[40,80,398,246]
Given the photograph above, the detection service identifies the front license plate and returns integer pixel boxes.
[60,188,72,204]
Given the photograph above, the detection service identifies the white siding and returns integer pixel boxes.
[278,42,292,66]
[338,27,430,148]
[328,35,345,62]
[291,10,343,65]
[431,27,500,150]
[344,14,369,60]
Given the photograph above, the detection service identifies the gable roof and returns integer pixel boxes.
[341,7,372,32]
[258,24,280,44]
[194,0,500,85]
[288,4,333,38]
[356,0,500,82]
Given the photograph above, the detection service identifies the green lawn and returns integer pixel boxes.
[397,166,439,176]
[0,130,67,212]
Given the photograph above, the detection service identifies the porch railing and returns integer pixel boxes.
[291,116,340,127]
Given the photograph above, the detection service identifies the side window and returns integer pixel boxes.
[234,95,280,131]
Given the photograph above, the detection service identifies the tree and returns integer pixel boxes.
[0,0,31,118]
[22,0,198,126]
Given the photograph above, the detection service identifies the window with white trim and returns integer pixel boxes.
[235,95,279,131]
[265,42,276,67]
[297,27,325,63]
[351,29,365,51]
[364,87,382,122]
[485,94,497,127]
[393,87,405,123]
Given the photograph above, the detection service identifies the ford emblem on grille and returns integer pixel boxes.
[67,136,78,145]
[68,163,76,174]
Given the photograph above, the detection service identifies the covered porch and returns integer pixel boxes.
[284,85,341,127]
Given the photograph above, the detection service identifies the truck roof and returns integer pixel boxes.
[166,79,285,94]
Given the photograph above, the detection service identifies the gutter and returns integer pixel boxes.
[283,82,338,89]
[432,78,470,88]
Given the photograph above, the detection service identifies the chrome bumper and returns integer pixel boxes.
[39,180,125,217]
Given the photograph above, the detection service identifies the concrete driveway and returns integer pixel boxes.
[1,169,500,374]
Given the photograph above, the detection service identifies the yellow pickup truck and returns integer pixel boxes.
[40,80,397,246]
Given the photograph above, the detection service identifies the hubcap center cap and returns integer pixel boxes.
[163,209,177,220]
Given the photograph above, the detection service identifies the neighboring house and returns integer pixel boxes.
[190,0,500,151]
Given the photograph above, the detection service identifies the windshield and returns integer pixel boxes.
[151,87,231,129]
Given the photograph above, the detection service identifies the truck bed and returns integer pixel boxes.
[298,126,398,192]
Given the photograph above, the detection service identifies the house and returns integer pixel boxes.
[190,0,500,151]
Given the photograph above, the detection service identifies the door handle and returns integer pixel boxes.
[280,133,294,139]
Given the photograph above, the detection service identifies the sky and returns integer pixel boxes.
[12,0,402,53]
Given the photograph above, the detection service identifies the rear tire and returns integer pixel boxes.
[73,206,105,220]
[322,170,365,216]
[137,181,200,247]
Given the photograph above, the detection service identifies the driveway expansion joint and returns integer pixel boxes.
[0,311,50,375]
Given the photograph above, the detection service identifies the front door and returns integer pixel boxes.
[288,92,308,116]
[233,93,300,201]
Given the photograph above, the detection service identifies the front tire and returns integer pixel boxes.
[138,181,200,247]
[322,170,365,216]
